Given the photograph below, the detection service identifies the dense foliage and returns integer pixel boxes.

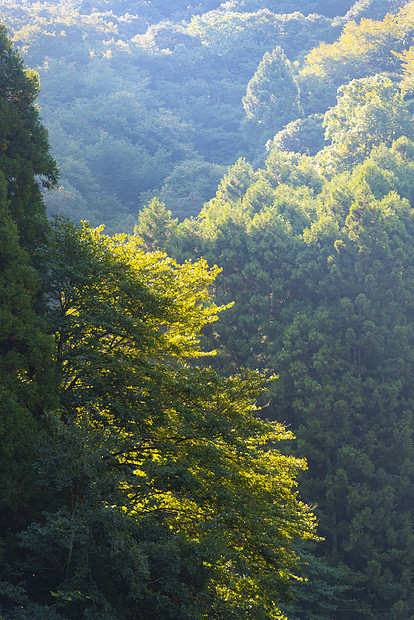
[0,0,408,229]
[0,222,319,618]
[0,21,57,575]
[131,7,414,612]
[0,25,318,620]
[4,0,414,617]
[0,1,343,229]
[138,139,414,618]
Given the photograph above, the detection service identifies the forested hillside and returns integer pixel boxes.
[133,0,414,616]
[0,23,319,619]
[0,0,405,230]
[3,0,414,618]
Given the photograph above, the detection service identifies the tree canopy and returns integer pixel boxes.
[1,220,318,619]
[317,74,413,173]
[0,22,318,619]
[137,133,414,615]
[5,2,414,616]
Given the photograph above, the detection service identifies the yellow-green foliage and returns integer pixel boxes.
[9,219,318,619]
[300,3,414,83]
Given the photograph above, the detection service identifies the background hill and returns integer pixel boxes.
[0,0,409,230]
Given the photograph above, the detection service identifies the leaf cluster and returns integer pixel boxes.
[0,219,318,619]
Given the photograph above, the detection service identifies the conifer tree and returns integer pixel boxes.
[162,138,414,615]
[0,24,57,248]
[242,46,301,156]
[0,170,55,559]
[0,23,57,586]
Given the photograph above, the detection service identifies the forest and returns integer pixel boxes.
[2,0,414,618]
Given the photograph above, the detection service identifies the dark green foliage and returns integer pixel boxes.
[152,137,414,615]
[0,173,52,521]
[279,549,351,619]
[6,1,414,615]
[276,188,414,615]
[0,26,56,606]
[0,23,57,248]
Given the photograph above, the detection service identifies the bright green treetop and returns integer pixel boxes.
[4,220,318,619]
[317,74,413,174]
